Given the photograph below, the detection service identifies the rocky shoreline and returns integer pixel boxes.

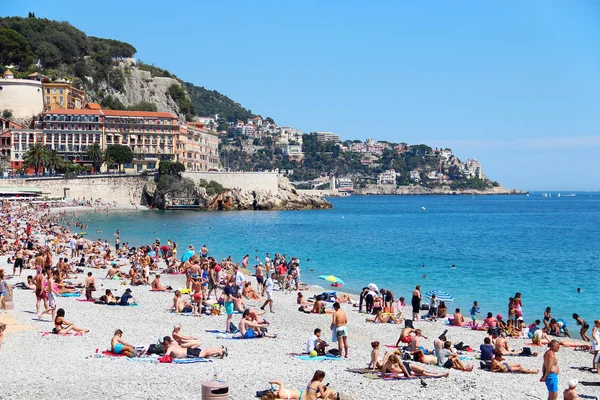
[299,184,526,197]
[143,176,332,211]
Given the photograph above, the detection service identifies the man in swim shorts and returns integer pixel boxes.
[395,327,416,347]
[541,340,560,400]
[331,302,348,358]
[162,336,226,359]
[111,329,134,357]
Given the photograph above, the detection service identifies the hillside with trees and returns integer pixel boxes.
[0,15,257,122]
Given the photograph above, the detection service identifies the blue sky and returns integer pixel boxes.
[3,1,600,190]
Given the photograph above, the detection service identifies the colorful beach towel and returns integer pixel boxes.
[59,292,81,297]
[102,350,127,357]
[39,331,85,337]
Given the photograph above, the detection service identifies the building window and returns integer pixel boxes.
[52,88,57,94]
[59,88,64,94]
[46,96,50,104]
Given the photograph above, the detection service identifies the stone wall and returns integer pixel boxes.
[0,175,151,205]
[0,79,44,119]
[182,171,279,193]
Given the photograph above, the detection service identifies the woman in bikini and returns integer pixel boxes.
[53,308,88,335]
[305,370,338,399]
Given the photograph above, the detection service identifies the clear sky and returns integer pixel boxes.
[3,1,600,190]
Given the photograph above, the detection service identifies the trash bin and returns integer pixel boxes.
[202,381,229,399]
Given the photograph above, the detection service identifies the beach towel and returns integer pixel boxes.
[173,358,212,364]
[76,299,95,303]
[381,374,444,381]
[294,354,343,361]
[206,330,226,334]
[39,331,85,337]
[102,350,126,357]
[59,292,81,297]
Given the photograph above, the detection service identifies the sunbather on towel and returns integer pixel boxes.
[366,309,401,324]
[53,308,88,335]
[172,325,201,348]
[490,353,538,374]
[382,354,449,378]
[239,309,277,339]
[162,336,226,359]
[111,329,134,356]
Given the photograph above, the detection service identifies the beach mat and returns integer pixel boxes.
[346,369,444,380]
[173,358,212,364]
[580,381,600,387]
[382,374,444,381]
[59,293,81,297]
[295,354,344,361]
[102,350,126,357]
[39,331,86,337]
[76,299,95,303]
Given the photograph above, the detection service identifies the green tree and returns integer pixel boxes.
[45,149,65,172]
[85,143,103,173]
[126,101,157,112]
[23,143,49,174]
[0,28,34,68]
[100,95,125,110]
[1,109,13,120]
[167,84,195,120]
[104,144,133,172]
[158,160,185,176]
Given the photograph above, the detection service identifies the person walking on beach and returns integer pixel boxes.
[331,302,348,358]
[261,273,275,313]
[412,285,421,321]
[591,320,600,373]
[541,340,560,400]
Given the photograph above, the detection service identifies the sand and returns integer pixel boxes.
[0,207,598,399]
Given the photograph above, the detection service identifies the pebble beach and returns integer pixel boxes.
[0,204,598,400]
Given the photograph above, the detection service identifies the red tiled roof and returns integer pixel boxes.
[86,102,102,110]
[0,132,12,138]
[43,109,103,115]
[102,110,177,118]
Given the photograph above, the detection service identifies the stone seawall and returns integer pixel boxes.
[0,175,151,205]
[182,171,279,193]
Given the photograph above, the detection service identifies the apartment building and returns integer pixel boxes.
[178,123,220,171]
[43,82,85,110]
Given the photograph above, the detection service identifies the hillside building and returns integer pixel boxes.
[377,169,397,185]
[316,131,341,143]
[178,123,220,171]
[0,76,44,119]
[43,82,85,110]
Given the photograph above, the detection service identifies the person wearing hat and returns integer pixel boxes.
[496,314,508,331]
[119,288,136,306]
[563,379,580,400]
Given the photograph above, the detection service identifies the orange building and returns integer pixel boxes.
[178,123,220,171]
[42,82,85,110]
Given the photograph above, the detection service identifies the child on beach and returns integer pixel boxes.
[429,294,439,321]
[369,341,382,371]
[470,301,480,326]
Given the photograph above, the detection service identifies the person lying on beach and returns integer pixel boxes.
[98,289,119,305]
[111,329,134,356]
[395,327,416,347]
[336,293,352,304]
[366,309,401,324]
[172,290,193,313]
[490,353,538,374]
[382,354,449,378]
[151,274,168,291]
[261,382,303,400]
[53,308,88,335]
[413,349,439,365]
[452,308,465,326]
[532,329,590,349]
[172,325,202,348]
[239,309,277,339]
[437,341,473,371]
[494,332,519,355]
[162,336,226,359]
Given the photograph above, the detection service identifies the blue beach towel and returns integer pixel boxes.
[59,292,81,297]
[173,358,212,364]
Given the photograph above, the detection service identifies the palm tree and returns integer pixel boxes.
[23,143,49,175]
[46,149,65,174]
[86,143,103,173]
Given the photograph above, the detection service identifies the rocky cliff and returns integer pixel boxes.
[143,176,332,211]
[86,60,185,116]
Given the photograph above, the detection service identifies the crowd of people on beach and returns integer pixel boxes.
[0,198,599,399]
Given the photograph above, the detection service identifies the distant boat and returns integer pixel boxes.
[563,194,576,197]
[557,193,561,198]
[542,193,548,197]
[421,207,426,211]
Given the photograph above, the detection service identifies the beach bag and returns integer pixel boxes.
[420,303,429,310]
[229,322,239,334]
[147,343,164,355]
[256,389,274,398]
[520,347,532,356]
[328,349,340,356]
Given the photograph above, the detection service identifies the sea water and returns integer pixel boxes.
[79,193,600,325]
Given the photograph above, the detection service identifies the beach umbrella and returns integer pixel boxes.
[319,275,345,285]
[424,289,455,302]
[181,249,195,262]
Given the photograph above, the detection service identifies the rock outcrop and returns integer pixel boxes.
[143,176,332,211]
[354,184,526,196]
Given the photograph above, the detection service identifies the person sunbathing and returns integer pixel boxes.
[239,309,277,339]
[243,282,262,301]
[172,325,202,348]
[452,308,465,326]
[490,353,538,374]
[99,289,118,304]
[381,354,412,378]
[105,264,123,279]
[494,332,520,355]
[413,349,439,365]
[151,274,168,291]
[305,370,338,400]
[366,309,401,324]
[311,299,334,314]
[111,329,134,356]
[172,290,193,313]
[297,292,313,305]
[261,381,302,400]
[437,341,474,371]
[53,308,88,335]
[162,336,226,359]
[336,293,352,304]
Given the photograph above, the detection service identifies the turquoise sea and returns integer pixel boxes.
[79,194,600,325]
